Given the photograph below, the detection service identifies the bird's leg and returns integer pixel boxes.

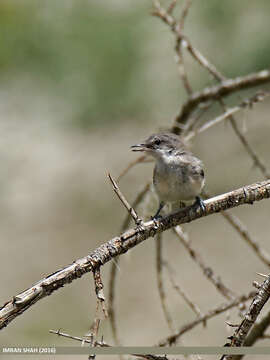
[194,196,206,212]
[179,201,186,209]
[152,201,165,220]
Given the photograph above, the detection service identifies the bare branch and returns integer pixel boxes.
[108,182,151,345]
[185,91,270,141]
[1,179,270,330]
[156,233,175,332]
[49,329,110,346]
[179,0,192,30]
[158,291,256,346]
[108,173,142,226]
[93,267,108,318]
[176,40,193,95]
[173,226,235,300]
[229,117,270,179]
[222,275,270,359]
[164,261,203,318]
[221,211,270,267]
[172,70,270,132]
[117,155,148,182]
[230,310,270,360]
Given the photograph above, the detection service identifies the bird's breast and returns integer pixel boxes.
[153,160,204,202]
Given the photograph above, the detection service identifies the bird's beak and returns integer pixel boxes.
[130,143,148,152]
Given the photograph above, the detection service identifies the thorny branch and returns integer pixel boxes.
[1,179,270,330]
[158,291,256,346]
[222,274,270,360]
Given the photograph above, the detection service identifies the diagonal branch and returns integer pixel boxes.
[156,233,175,332]
[172,70,270,131]
[173,226,235,300]
[1,179,270,330]
[222,274,270,360]
[158,291,256,346]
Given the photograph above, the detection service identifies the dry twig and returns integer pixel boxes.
[173,226,235,300]
[185,91,270,141]
[49,328,109,346]
[158,291,256,346]
[1,179,270,329]
[156,233,175,332]
[164,261,203,318]
[108,173,142,226]
[173,70,270,132]
[221,275,270,359]
[108,182,151,345]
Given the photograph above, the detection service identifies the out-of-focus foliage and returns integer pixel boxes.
[0,0,269,129]
[0,0,149,127]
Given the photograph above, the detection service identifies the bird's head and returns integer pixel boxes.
[131,133,185,159]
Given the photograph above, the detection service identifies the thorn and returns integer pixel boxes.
[252,281,261,289]
[256,272,269,278]
[225,321,239,327]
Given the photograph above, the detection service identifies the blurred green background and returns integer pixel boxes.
[1,0,270,359]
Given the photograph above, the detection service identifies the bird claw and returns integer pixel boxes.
[194,196,206,213]
[151,215,162,229]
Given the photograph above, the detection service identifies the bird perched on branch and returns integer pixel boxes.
[131,132,205,218]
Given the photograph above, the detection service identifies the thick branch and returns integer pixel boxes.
[1,179,270,330]
[173,70,270,131]
[223,274,270,360]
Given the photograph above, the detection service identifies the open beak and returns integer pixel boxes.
[130,143,148,152]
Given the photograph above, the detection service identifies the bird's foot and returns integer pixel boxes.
[194,196,206,213]
[152,201,165,221]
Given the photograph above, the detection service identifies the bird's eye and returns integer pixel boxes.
[154,139,161,146]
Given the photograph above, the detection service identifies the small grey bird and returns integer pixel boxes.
[131,132,205,218]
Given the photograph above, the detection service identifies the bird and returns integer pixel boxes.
[131,132,205,218]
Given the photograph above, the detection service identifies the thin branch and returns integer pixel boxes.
[179,0,192,30]
[222,275,270,359]
[1,178,270,330]
[156,233,175,332]
[183,37,225,82]
[167,0,177,15]
[158,291,256,346]
[172,70,270,131]
[108,257,120,346]
[216,93,270,180]
[202,188,270,268]
[117,155,149,182]
[49,329,110,346]
[108,173,142,226]
[173,226,235,300]
[221,211,270,267]
[93,267,108,318]
[164,261,203,318]
[176,40,193,95]
[185,91,270,141]
[108,182,151,345]
[229,117,270,179]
